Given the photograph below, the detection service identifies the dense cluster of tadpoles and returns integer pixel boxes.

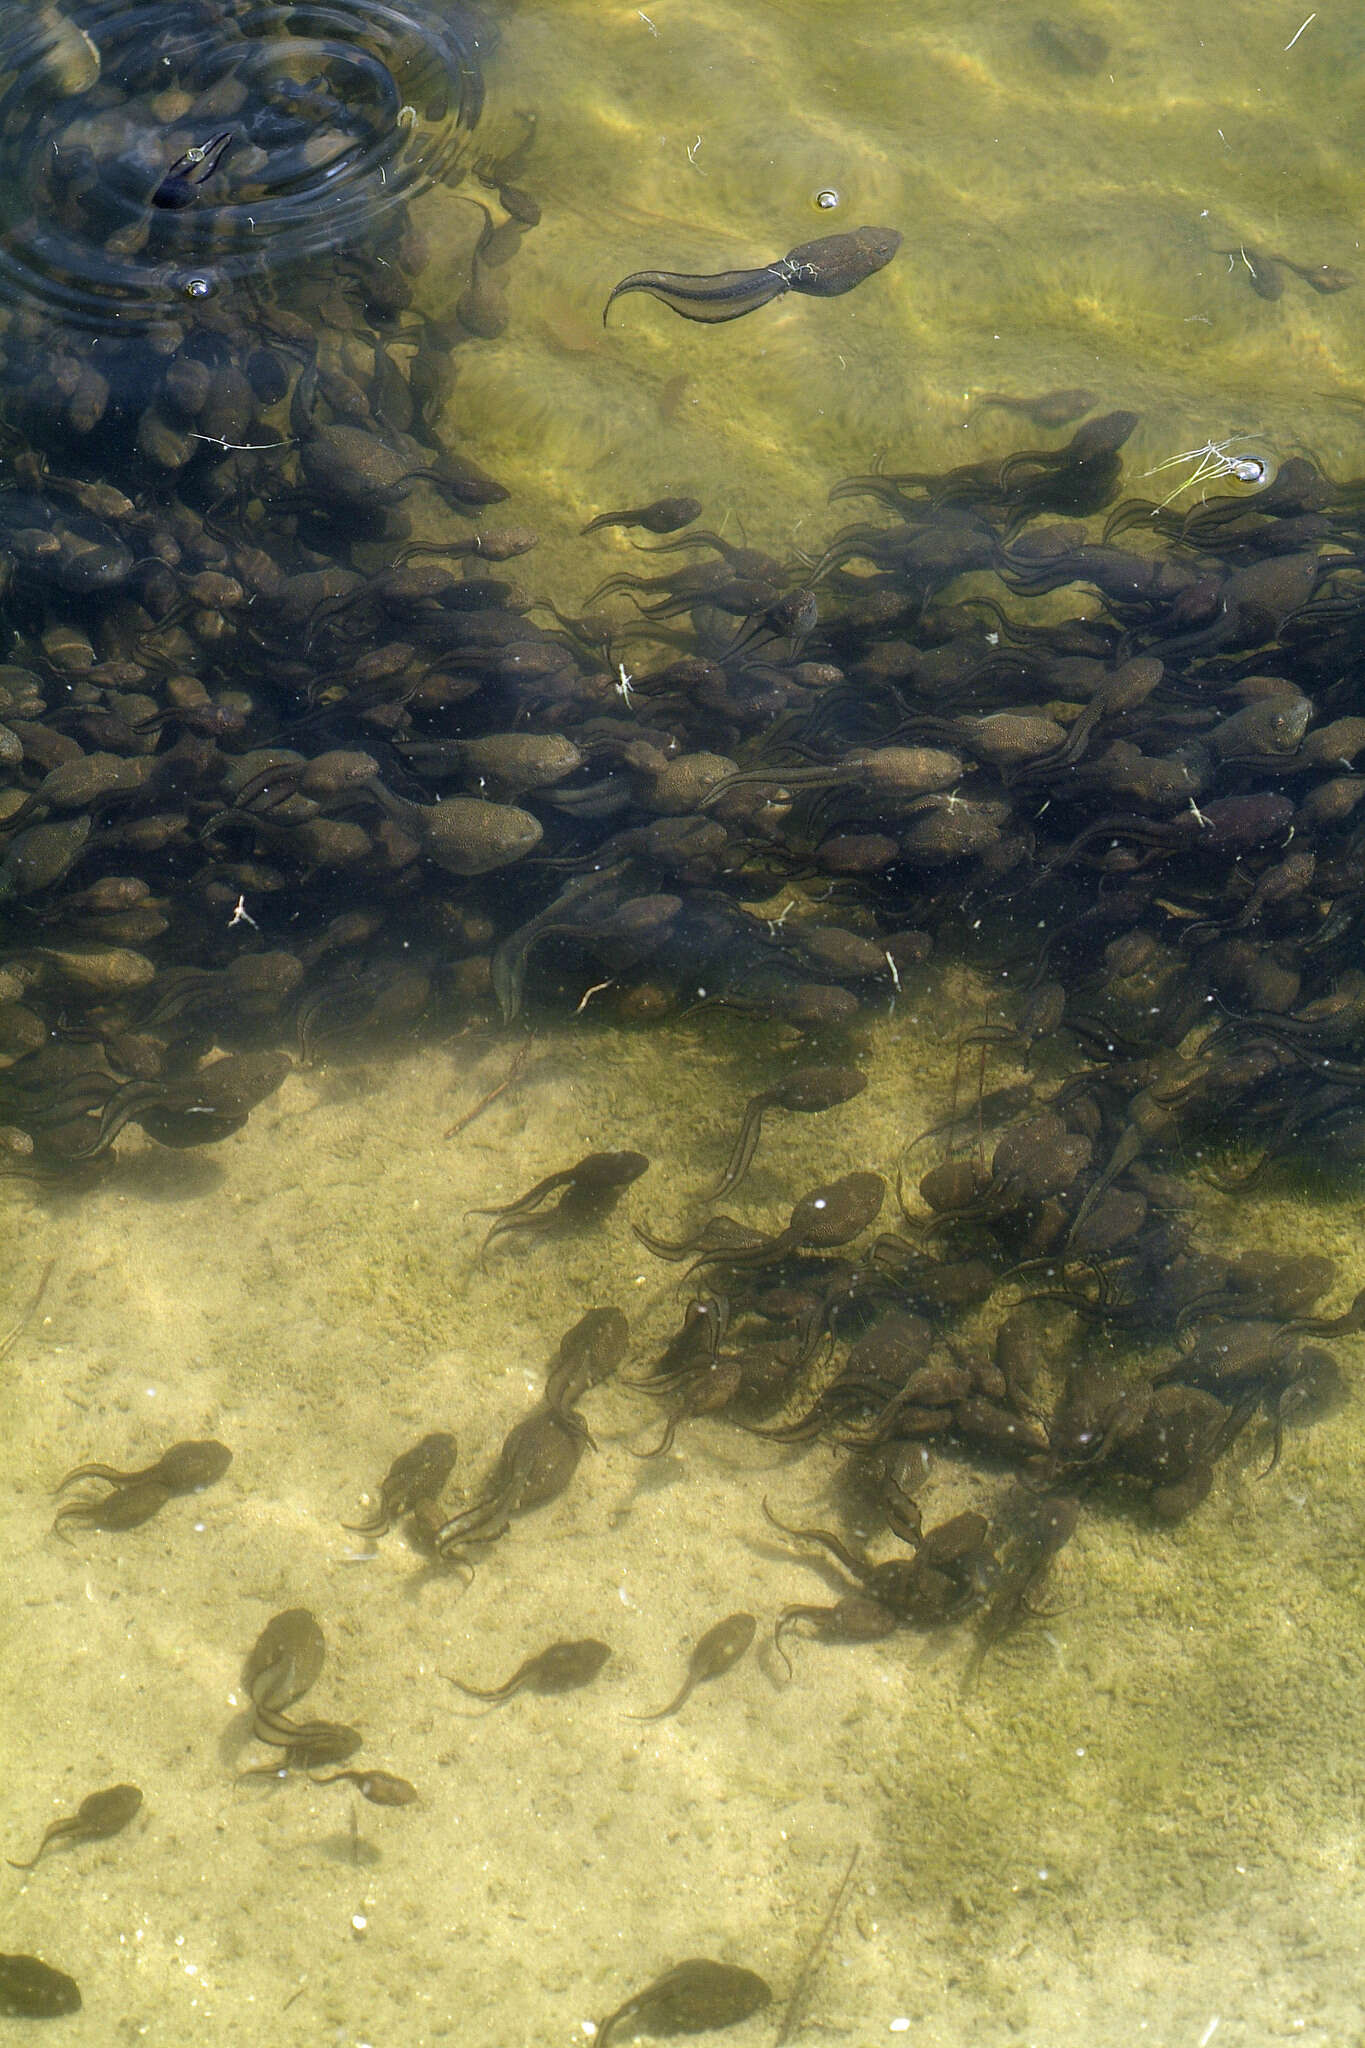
[5,155,1365,1209]
[6,0,1365,2034]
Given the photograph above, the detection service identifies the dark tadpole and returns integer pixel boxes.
[310,1769,418,1806]
[50,1438,230,1541]
[0,1955,82,2018]
[604,225,900,325]
[581,495,702,537]
[471,1150,649,1254]
[237,1718,363,1778]
[432,1402,593,1557]
[596,1959,772,2047]
[447,1638,612,1704]
[55,1439,231,1495]
[51,1477,175,1541]
[343,1431,457,1536]
[1214,244,1285,302]
[243,1608,326,1716]
[707,1064,867,1199]
[152,131,233,210]
[8,1784,142,1870]
[1271,252,1357,295]
[629,1612,756,1721]
[971,387,1098,430]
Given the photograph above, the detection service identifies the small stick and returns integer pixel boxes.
[573,977,615,1014]
[0,1256,55,1361]
[774,1843,860,2046]
[443,1039,533,1140]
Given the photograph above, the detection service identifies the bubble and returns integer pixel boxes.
[183,277,212,300]
[815,188,840,210]
[1221,442,1279,492]
[1230,450,1276,488]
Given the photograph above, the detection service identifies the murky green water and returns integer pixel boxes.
[3,4,1365,2045]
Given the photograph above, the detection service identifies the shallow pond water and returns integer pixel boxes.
[2,3,1364,2045]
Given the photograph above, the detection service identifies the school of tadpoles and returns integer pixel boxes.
[2,1,1365,1611]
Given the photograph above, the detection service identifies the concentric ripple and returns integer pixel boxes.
[0,0,490,329]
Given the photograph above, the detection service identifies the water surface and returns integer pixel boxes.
[2,4,1364,2045]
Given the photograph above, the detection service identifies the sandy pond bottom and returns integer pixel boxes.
[1,1003,1363,2048]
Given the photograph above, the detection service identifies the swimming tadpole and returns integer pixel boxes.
[604,225,900,325]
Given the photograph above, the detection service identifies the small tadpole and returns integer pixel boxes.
[152,131,234,211]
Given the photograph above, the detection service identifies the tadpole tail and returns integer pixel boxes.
[705,1102,764,1201]
[603,265,789,327]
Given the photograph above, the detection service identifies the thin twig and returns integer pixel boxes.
[774,1843,860,2046]
[0,1255,55,1360]
[443,1039,533,1140]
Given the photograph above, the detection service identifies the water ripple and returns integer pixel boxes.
[0,0,489,329]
